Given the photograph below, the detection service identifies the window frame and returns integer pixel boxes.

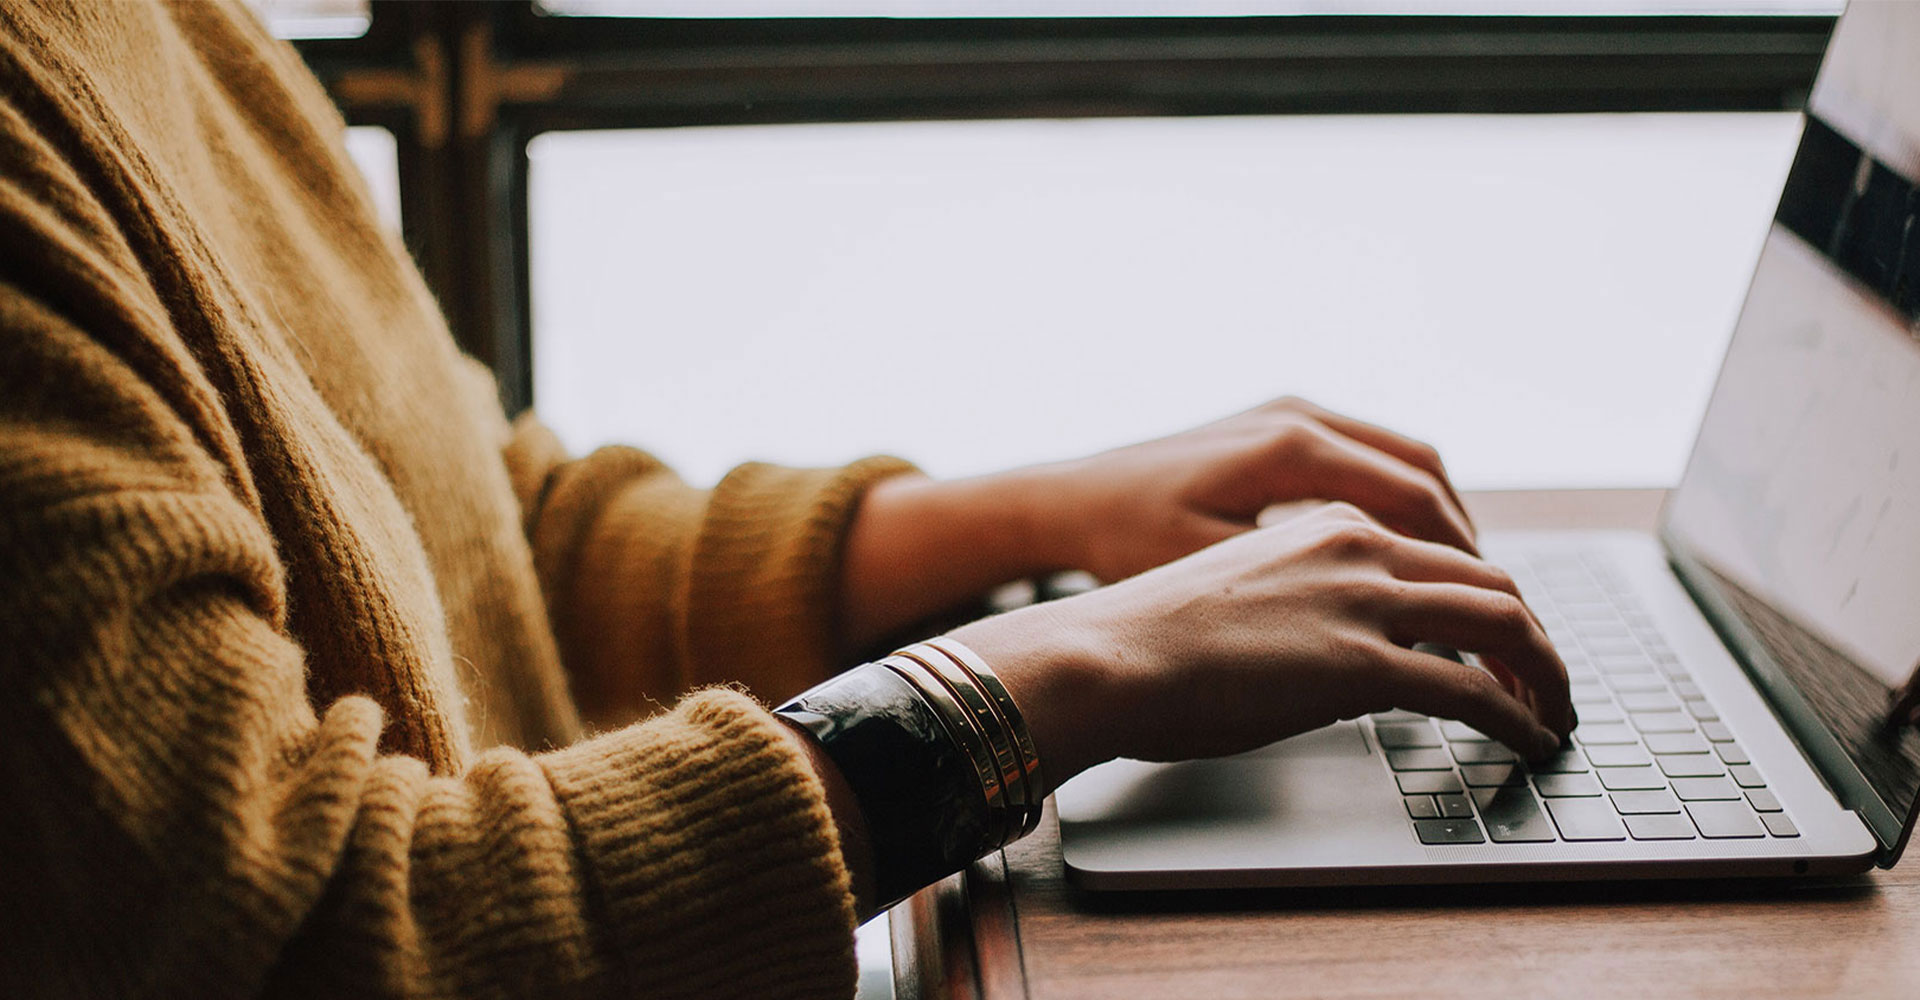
[295,1,1833,412]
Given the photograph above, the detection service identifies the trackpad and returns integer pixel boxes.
[1056,722,1419,880]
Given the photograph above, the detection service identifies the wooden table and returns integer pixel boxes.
[890,490,1920,1000]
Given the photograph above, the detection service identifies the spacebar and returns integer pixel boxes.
[1472,786,1557,842]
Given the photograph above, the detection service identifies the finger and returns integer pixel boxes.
[1287,400,1474,534]
[1382,581,1574,736]
[1377,532,1520,594]
[1370,533,1559,715]
[1379,645,1561,759]
[1373,534,1551,637]
[1289,424,1478,555]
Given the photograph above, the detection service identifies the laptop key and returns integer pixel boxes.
[1413,818,1486,845]
[1387,748,1456,771]
[1672,680,1703,698]
[1473,786,1558,843]
[1672,777,1742,800]
[1376,722,1442,748]
[1746,789,1783,812]
[1451,742,1517,764]
[1728,765,1766,788]
[1608,675,1670,693]
[1597,654,1656,675]
[1461,763,1528,787]
[1619,691,1680,712]
[1575,620,1631,638]
[1533,773,1603,797]
[1397,772,1464,795]
[1632,712,1696,733]
[1597,766,1668,791]
[1657,755,1726,779]
[1405,795,1440,819]
[1546,798,1628,841]
[1611,789,1683,814]
[1700,721,1735,742]
[1584,744,1652,767]
[1531,748,1590,773]
[1761,813,1799,838]
[1685,699,1721,721]
[1687,801,1765,839]
[1437,793,1474,818]
[1571,686,1614,706]
[1574,723,1639,745]
[1716,743,1752,765]
[1373,710,1425,722]
[1646,732,1709,755]
[1624,814,1698,840]
[1439,721,1491,742]
[1575,704,1626,725]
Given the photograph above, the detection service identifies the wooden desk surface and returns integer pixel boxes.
[892,491,1920,1000]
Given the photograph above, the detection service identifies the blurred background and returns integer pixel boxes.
[254,1,1838,993]
[261,0,1835,492]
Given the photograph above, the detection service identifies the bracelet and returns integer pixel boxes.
[876,653,1016,850]
[773,638,1048,907]
[897,641,1047,839]
[775,662,992,909]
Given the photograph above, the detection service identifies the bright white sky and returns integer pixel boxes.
[526,112,1803,490]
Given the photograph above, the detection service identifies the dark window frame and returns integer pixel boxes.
[295,1,1833,413]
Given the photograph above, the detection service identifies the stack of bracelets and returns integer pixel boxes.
[774,636,1047,909]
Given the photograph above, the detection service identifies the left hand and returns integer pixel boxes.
[1032,396,1477,583]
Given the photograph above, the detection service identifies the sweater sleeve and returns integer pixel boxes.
[502,412,916,728]
[0,280,858,998]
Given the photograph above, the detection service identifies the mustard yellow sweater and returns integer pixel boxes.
[0,2,913,996]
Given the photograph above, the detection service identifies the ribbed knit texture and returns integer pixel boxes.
[0,2,912,997]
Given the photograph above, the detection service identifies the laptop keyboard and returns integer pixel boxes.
[1372,548,1800,846]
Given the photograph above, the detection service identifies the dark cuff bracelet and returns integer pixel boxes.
[775,662,992,909]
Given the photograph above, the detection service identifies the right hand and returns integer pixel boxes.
[953,502,1574,785]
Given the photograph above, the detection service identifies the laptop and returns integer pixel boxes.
[1054,0,1920,890]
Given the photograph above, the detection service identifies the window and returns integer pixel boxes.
[246,0,368,40]
[530,111,1801,489]
[291,2,1834,487]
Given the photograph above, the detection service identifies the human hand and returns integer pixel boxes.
[952,502,1572,784]
[1028,396,1476,584]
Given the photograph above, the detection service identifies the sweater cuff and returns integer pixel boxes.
[541,689,857,1000]
[684,456,918,700]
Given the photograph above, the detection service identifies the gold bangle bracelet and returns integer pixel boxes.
[923,637,1048,836]
[878,656,1015,848]
[896,645,1034,843]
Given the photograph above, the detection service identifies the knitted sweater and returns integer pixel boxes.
[0,2,913,996]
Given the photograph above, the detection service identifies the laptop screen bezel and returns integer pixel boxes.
[1657,525,1914,865]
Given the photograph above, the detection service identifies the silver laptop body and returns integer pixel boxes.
[1056,1,1920,890]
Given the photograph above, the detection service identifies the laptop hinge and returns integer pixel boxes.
[1660,531,1910,866]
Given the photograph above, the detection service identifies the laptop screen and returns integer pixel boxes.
[1664,2,1920,848]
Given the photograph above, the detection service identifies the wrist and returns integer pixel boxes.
[840,466,1080,651]
[902,463,1082,579]
[949,599,1124,785]
[774,715,876,917]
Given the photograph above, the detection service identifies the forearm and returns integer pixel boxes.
[837,467,1073,653]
